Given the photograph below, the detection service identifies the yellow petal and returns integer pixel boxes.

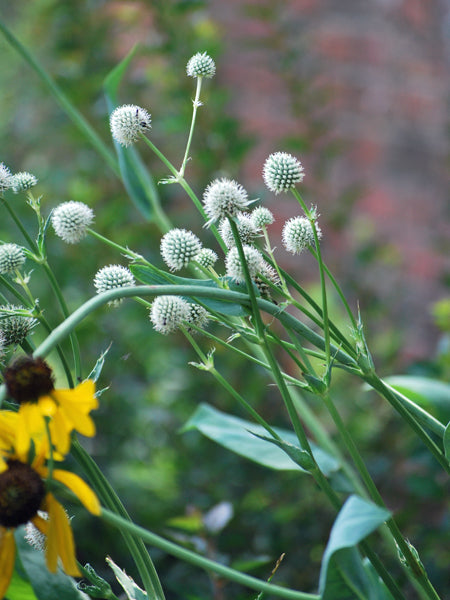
[31,514,49,536]
[0,528,16,599]
[48,410,72,456]
[51,469,101,515]
[53,380,98,412]
[46,494,80,576]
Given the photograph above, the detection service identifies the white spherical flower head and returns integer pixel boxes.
[11,172,38,193]
[150,295,190,335]
[0,163,13,193]
[203,178,250,226]
[51,201,94,244]
[110,104,151,147]
[263,152,304,194]
[251,206,274,228]
[93,265,135,307]
[186,52,216,78]
[225,245,264,283]
[219,214,258,249]
[282,216,321,254]
[194,248,218,270]
[0,304,37,346]
[0,244,26,274]
[160,228,202,272]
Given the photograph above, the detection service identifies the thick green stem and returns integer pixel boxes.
[100,508,320,600]
[71,439,165,600]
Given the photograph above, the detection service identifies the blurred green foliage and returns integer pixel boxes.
[0,2,448,598]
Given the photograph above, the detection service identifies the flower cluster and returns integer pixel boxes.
[110,104,151,147]
[51,201,94,244]
[0,356,100,596]
[186,52,216,79]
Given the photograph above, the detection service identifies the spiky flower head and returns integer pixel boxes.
[186,52,216,78]
[93,265,135,307]
[110,104,151,147]
[0,163,13,193]
[219,214,259,249]
[0,305,37,346]
[0,244,26,274]
[251,206,274,228]
[225,245,264,283]
[203,178,250,226]
[194,248,218,270]
[254,261,281,300]
[11,172,38,193]
[282,216,321,254]
[150,295,190,335]
[263,152,304,194]
[160,228,202,272]
[185,303,210,330]
[51,201,94,244]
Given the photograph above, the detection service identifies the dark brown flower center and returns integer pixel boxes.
[0,460,46,528]
[3,355,54,404]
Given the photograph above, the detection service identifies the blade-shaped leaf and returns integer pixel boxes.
[106,556,147,600]
[131,264,249,316]
[383,375,450,423]
[104,46,161,222]
[444,422,450,460]
[15,528,89,600]
[319,495,392,600]
[182,403,339,476]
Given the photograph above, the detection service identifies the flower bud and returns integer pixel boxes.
[110,104,151,147]
[51,201,94,244]
[225,245,264,283]
[150,296,190,334]
[11,172,38,193]
[0,163,13,193]
[194,248,218,270]
[251,206,274,228]
[263,152,304,194]
[203,178,250,226]
[219,214,258,249]
[282,216,320,254]
[160,228,202,272]
[0,305,37,346]
[0,243,26,274]
[93,265,135,306]
[186,52,216,78]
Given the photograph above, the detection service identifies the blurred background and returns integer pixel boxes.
[0,1,449,598]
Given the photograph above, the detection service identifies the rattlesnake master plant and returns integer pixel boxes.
[0,38,445,600]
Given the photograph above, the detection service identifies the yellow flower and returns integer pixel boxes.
[3,355,98,455]
[0,412,101,597]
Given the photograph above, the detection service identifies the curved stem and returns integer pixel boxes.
[100,508,320,600]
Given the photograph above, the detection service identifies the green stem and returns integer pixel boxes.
[0,20,119,176]
[71,439,165,600]
[1,196,37,251]
[140,135,227,253]
[100,508,320,600]
[320,392,442,598]
[182,327,282,441]
[292,189,331,370]
[86,228,149,262]
[178,76,203,178]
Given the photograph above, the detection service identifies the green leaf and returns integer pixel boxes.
[319,495,392,600]
[131,264,249,316]
[106,556,147,600]
[15,528,89,600]
[444,422,450,460]
[182,403,339,476]
[104,46,161,221]
[5,570,38,600]
[383,375,450,423]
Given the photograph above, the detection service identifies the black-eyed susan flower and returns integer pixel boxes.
[3,355,98,456]
[0,411,100,597]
